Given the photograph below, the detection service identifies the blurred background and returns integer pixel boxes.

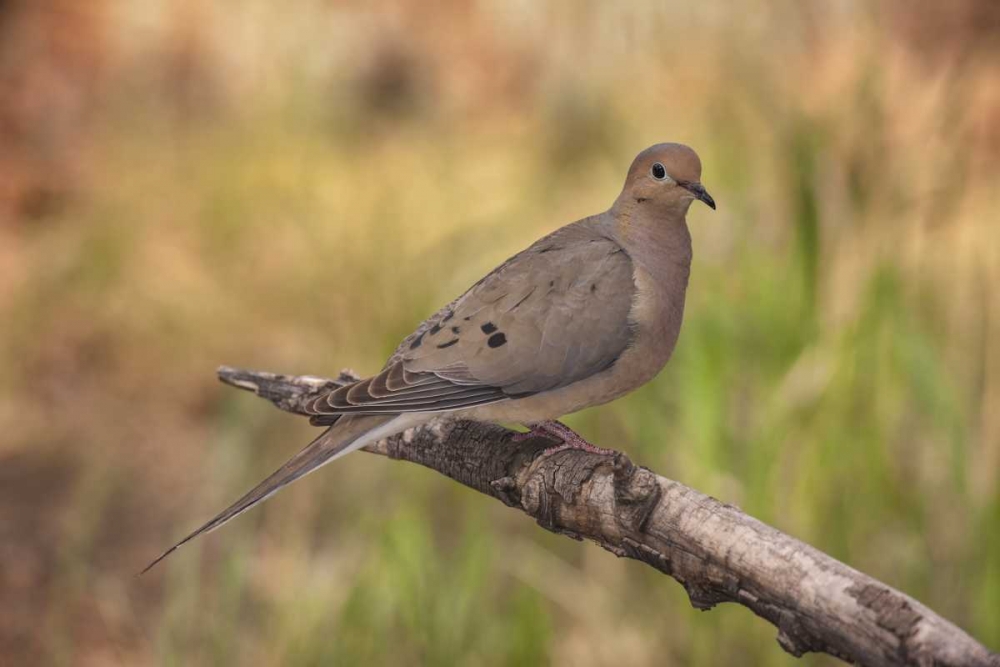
[1,1,998,665]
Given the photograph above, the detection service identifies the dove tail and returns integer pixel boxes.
[141,414,402,574]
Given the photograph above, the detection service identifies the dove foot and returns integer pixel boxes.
[513,420,615,456]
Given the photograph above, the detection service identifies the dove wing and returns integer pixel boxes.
[305,221,635,424]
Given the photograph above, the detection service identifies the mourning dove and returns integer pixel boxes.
[144,142,715,572]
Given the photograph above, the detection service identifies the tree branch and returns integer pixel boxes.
[216,365,999,667]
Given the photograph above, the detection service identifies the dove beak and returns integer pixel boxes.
[679,181,716,210]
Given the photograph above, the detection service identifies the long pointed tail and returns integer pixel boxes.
[141,414,395,574]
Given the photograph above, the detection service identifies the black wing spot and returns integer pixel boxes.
[591,283,597,293]
[442,311,454,322]
[409,332,425,350]
[429,323,442,335]
[549,280,555,288]
[451,326,461,334]
[487,332,507,348]
[481,322,497,334]
[437,338,459,349]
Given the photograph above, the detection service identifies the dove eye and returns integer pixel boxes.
[650,163,668,180]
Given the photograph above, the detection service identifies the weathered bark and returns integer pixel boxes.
[217,365,1000,667]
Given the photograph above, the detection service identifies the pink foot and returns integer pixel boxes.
[512,421,615,456]
[510,430,539,443]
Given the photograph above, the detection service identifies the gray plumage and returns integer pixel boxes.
[143,142,715,573]
[306,223,634,424]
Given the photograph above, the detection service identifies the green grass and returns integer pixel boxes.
[1,2,998,665]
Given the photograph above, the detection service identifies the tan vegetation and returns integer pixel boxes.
[1,1,997,665]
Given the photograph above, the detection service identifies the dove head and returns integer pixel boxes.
[616,143,715,215]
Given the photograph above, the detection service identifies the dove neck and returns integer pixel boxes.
[609,204,693,285]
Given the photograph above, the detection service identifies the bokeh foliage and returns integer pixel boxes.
[1,1,998,665]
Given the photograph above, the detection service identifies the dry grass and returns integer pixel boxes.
[1,1,997,665]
